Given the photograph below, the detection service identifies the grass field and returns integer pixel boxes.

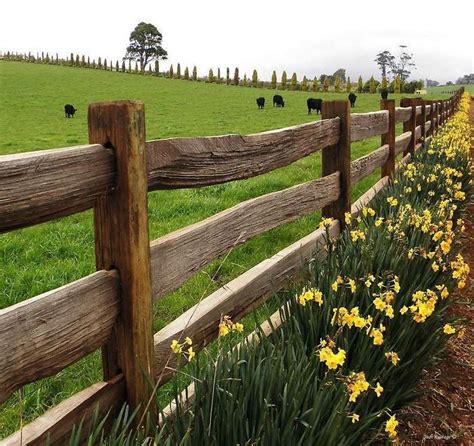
[428,84,474,95]
[0,60,452,438]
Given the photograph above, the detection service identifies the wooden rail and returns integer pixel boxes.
[0,87,464,445]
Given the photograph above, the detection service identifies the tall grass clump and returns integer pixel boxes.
[81,94,471,445]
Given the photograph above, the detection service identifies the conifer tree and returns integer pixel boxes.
[169,64,174,78]
[177,63,181,79]
[217,67,221,84]
[98,57,102,69]
[70,53,74,66]
[243,73,248,87]
[115,61,119,72]
[233,67,239,86]
[394,75,401,94]
[226,67,230,85]
[128,59,132,72]
[81,55,85,67]
[280,71,287,90]
[271,71,277,89]
[121,60,126,72]
[369,76,376,93]
[290,72,298,90]
[346,77,352,92]
[252,69,258,88]
[312,77,319,92]
[323,76,329,92]
[208,68,214,83]
[357,75,363,93]
[155,60,159,75]
[92,59,96,69]
[104,58,108,70]
[87,56,90,67]
[302,76,308,91]
[192,66,197,81]
[184,66,189,80]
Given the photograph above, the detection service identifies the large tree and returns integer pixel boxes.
[374,51,395,79]
[124,22,168,71]
[389,45,416,81]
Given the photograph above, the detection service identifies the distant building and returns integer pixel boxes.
[415,89,427,95]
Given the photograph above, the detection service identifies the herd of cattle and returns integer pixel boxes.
[257,93,360,114]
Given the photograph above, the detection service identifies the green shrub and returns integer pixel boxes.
[358,75,363,93]
[280,71,287,90]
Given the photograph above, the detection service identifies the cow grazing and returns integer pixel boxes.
[307,98,323,115]
[256,97,265,109]
[64,104,77,118]
[381,89,389,100]
[273,95,285,107]
[348,93,357,108]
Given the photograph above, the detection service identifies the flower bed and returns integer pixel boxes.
[84,93,471,445]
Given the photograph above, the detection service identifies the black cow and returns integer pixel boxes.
[307,98,323,115]
[381,89,389,100]
[64,104,77,118]
[273,95,285,107]
[256,97,265,109]
[348,93,357,108]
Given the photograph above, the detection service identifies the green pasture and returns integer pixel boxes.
[0,60,452,437]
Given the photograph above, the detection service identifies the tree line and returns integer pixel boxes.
[1,51,429,94]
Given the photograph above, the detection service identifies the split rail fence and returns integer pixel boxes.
[0,87,464,444]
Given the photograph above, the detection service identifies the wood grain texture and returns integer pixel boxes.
[380,99,396,178]
[425,104,432,115]
[0,271,120,404]
[153,221,340,386]
[0,144,115,233]
[322,101,351,227]
[416,105,422,116]
[350,111,389,142]
[146,118,340,189]
[150,172,340,299]
[2,375,126,446]
[351,144,389,184]
[395,107,411,123]
[89,101,156,414]
[395,131,412,155]
[415,125,422,141]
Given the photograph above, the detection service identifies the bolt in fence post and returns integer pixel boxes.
[400,98,416,156]
[88,101,156,421]
[321,100,351,228]
[380,99,395,178]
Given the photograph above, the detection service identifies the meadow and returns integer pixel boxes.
[0,60,451,437]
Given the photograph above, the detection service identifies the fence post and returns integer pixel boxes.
[88,101,156,420]
[426,100,434,138]
[321,100,351,227]
[420,100,426,144]
[380,99,395,178]
[400,98,416,156]
[439,101,444,127]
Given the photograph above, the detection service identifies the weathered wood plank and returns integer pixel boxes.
[2,375,126,446]
[394,131,412,155]
[415,125,422,141]
[425,104,431,115]
[395,107,411,123]
[351,144,389,184]
[153,220,340,386]
[150,172,340,299]
[89,101,156,417]
[145,118,340,189]
[401,98,417,155]
[0,144,115,233]
[0,271,120,404]
[416,105,422,116]
[350,111,389,141]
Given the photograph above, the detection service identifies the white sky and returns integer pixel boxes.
[1,0,472,84]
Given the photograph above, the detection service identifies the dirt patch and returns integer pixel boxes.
[396,100,474,445]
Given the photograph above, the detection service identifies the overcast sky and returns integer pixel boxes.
[1,0,472,84]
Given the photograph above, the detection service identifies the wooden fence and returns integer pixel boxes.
[0,87,464,444]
